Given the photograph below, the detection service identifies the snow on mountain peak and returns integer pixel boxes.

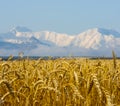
[72,28,103,49]
[80,28,120,37]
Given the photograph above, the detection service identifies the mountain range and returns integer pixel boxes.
[0,26,120,56]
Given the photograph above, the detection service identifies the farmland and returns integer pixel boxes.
[0,57,120,106]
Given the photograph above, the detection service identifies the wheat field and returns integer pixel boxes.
[0,56,120,106]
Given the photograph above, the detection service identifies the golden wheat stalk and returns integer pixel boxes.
[0,80,13,95]
[112,50,117,69]
[74,71,79,86]
[63,83,84,100]
[1,91,26,101]
[91,74,102,101]
[101,87,113,106]
[33,80,44,89]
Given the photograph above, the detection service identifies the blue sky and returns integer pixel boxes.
[0,0,120,34]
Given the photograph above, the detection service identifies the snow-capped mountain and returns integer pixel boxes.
[72,28,120,49]
[0,26,120,56]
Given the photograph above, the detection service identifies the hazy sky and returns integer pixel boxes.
[0,0,120,34]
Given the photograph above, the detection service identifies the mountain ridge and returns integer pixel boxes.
[0,26,120,56]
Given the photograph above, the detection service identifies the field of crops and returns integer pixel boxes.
[0,57,120,106]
